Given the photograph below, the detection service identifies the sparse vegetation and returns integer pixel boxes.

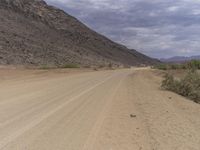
[154,60,200,70]
[39,64,79,69]
[61,64,80,68]
[161,70,200,103]
[153,64,168,70]
[93,68,98,71]
[186,60,200,70]
[39,65,55,70]
[108,63,113,68]
[157,60,200,103]
[98,64,105,68]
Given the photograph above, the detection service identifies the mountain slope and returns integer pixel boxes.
[0,0,159,67]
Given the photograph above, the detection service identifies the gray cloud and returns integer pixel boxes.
[46,0,200,58]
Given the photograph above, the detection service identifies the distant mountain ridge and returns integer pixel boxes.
[161,55,200,63]
[0,0,159,67]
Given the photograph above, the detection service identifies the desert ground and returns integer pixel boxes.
[0,67,200,150]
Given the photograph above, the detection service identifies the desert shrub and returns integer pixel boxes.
[161,74,174,90]
[170,64,184,70]
[39,65,55,69]
[155,60,200,71]
[180,71,200,102]
[61,64,79,68]
[154,64,183,70]
[93,68,98,71]
[98,64,105,68]
[186,60,200,70]
[108,63,112,68]
[39,64,80,69]
[162,70,200,103]
[161,74,180,91]
[154,64,168,70]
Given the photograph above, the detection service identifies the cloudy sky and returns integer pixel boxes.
[46,0,200,58]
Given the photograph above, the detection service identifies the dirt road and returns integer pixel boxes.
[0,68,200,150]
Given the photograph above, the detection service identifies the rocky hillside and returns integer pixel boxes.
[0,0,159,67]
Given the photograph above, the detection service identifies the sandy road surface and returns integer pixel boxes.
[0,68,200,150]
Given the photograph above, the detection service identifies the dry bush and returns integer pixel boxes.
[162,71,200,103]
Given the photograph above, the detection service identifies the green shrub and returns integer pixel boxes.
[170,64,183,70]
[39,65,54,70]
[155,60,200,71]
[154,64,168,70]
[162,71,200,103]
[154,64,182,70]
[186,60,200,70]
